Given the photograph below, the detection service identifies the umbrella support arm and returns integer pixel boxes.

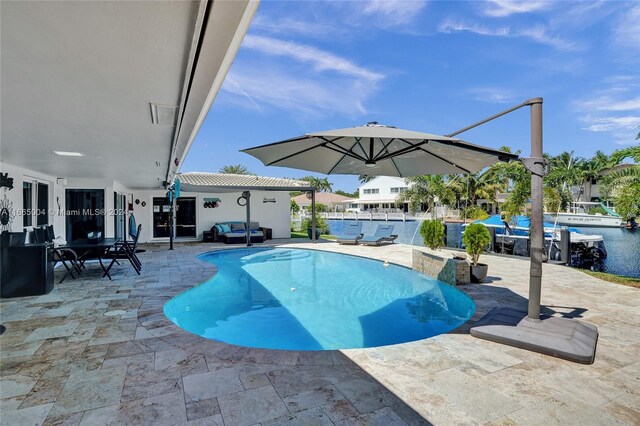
[445,97,544,321]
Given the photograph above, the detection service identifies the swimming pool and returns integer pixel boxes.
[163,248,475,350]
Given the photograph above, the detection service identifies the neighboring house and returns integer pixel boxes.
[291,192,352,212]
[343,176,410,212]
[576,164,636,202]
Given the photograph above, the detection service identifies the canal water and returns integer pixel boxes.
[326,220,640,278]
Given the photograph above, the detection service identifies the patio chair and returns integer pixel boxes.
[36,226,81,282]
[359,224,398,246]
[102,224,142,277]
[335,222,363,245]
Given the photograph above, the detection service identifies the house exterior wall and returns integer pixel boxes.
[358,176,408,201]
[130,189,292,243]
[1,161,292,244]
[1,161,64,240]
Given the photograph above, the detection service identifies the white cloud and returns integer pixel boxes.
[242,35,384,82]
[221,36,385,118]
[582,116,640,132]
[579,96,640,112]
[612,4,640,49]
[438,20,581,51]
[438,20,510,37]
[482,0,552,18]
[359,0,428,27]
[250,15,345,39]
[469,87,514,103]
[221,66,376,118]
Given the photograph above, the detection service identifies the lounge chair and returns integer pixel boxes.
[359,224,398,246]
[335,222,363,245]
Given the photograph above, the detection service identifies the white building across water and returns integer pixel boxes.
[343,176,410,212]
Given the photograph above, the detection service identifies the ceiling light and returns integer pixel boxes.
[54,151,84,157]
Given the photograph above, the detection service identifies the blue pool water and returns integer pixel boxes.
[163,248,475,350]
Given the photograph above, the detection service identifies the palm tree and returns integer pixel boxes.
[396,175,453,216]
[219,164,252,175]
[601,165,640,219]
[300,176,332,192]
[358,175,375,184]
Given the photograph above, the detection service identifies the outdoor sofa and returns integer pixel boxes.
[212,221,265,244]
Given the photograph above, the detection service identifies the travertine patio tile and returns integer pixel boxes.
[262,406,335,425]
[334,378,396,414]
[121,369,182,402]
[1,242,638,425]
[80,391,187,425]
[0,374,38,399]
[282,385,342,413]
[218,385,288,426]
[49,366,127,417]
[0,402,53,426]
[154,348,207,375]
[185,397,220,421]
[320,398,361,424]
[507,398,624,425]
[182,367,244,402]
[18,375,68,408]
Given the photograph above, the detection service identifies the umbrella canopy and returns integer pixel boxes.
[242,123,518,177]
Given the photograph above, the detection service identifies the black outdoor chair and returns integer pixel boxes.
[102,224,142,277]
[35,226,81,282]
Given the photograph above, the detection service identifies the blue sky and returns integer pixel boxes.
[182,0,640,192]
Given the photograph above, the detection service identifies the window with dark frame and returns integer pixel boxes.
[23,182,33,227]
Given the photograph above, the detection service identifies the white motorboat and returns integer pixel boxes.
[544,202,622,228]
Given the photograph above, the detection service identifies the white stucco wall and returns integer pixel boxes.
[118,189,292,243]
[0,161,64,240]
[1,161,292,243]
[358,176,409,201]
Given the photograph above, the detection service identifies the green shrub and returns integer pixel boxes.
[420,220,445,250]
[464,205,489,220]
[588,205,607,215]
[462,223,491,266]
[301,216,328,234]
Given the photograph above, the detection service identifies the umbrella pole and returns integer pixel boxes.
[244,191,252,247]
[528,99,544,320]
[311,190,316,243]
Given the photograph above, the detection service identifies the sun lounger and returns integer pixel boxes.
[335,222,363,245]
[359,224,398,246]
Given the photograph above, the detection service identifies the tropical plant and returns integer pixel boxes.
[601,165,640,219]
[290,199,300,215]
[219,164,252,175]
[301,176,333,192]
[543,186,562,213]
[358,175,375,184]
[301,216,328,234]
[463,205,489,220]
[335,189,358,198]
[610,145,640,164]
[462,223,491,266]
[396,175,454,216]
[420,220,445,250]
[314,202,327,213]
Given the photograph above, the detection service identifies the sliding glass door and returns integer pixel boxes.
[66,189,105,242]
[176,197,196,238]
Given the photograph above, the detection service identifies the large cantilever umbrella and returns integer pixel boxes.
[243,112,599,365]
[241,122,518,177]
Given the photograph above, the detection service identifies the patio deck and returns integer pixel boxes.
[0,241,638,425]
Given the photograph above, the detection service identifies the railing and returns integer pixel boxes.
[292,207,459,223]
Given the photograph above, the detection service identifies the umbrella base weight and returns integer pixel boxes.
[470,307,598,364]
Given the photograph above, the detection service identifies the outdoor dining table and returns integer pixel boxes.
[58,238,120,280]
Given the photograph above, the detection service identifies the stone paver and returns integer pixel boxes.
[0,241,637,425]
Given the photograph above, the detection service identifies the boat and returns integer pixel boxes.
[468,215,607,264]
[544,202,622,228]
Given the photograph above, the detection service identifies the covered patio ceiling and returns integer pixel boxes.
[0,0,258,189]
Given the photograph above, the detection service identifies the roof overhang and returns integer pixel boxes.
[1,0,258,189]
[180,183,315,193]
